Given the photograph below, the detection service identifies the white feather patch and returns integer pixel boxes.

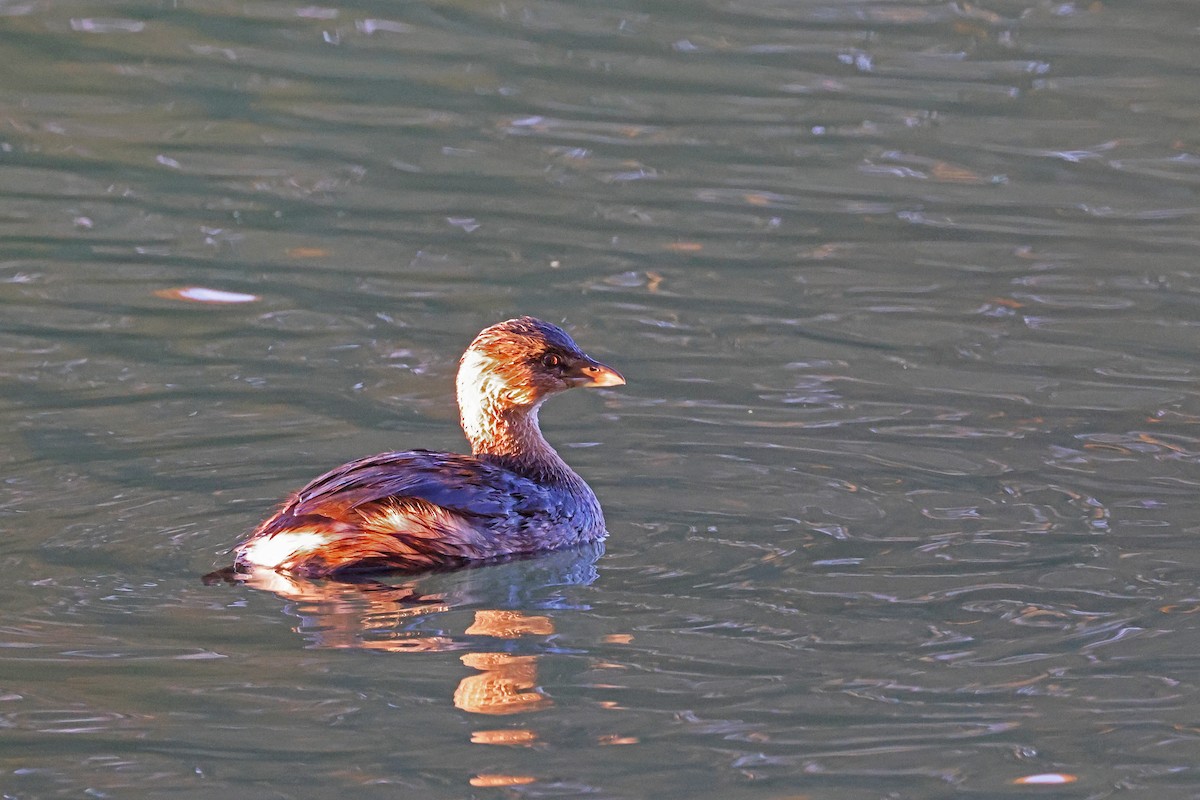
[236,531,331,569]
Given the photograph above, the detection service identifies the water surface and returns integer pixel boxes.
[3,0,1200,797]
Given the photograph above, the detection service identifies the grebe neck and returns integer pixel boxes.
[469,403,579,485]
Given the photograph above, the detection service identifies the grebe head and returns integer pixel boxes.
[457,317,624,412]
[456,317,624,457]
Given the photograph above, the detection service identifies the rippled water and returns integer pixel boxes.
[4,0,1200,796]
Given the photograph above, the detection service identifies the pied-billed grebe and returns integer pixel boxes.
[231,317,624,577]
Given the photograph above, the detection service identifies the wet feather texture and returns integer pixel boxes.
[230,317,624,577]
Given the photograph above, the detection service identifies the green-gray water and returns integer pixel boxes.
[4,1,1200,797]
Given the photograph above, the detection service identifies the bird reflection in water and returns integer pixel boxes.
[455,612,556,716]
[216,542,604,719]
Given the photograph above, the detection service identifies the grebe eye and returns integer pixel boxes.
[541,353,562,369]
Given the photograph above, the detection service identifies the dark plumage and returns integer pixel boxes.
[230,317,624,577]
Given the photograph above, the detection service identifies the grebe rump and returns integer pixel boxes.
[230,317,624,577]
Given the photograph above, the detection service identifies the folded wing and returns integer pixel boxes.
[236,451,559,575]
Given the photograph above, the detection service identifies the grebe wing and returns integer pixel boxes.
[238,451,559,575]
[283,450,551,520]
